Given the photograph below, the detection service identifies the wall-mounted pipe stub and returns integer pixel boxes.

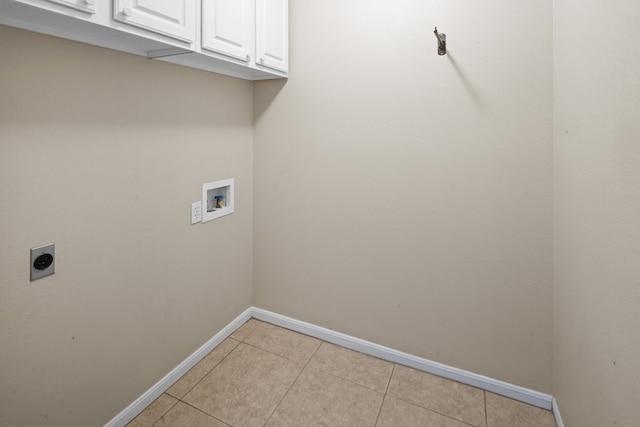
[434,27,446,55]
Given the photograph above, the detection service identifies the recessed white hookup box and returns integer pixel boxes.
[202,178,234,222]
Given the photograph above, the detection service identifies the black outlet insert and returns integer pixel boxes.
[34,253,54,270]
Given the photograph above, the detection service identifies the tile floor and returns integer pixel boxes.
[127,319,556,427]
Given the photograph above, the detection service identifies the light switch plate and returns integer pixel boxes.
[191,201,202,224]
[30,243,55,281]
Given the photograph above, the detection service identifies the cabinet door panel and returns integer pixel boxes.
[256,0,287,72]
[202,0,254,62]
[114,0,195,43]
[38,0,96,14]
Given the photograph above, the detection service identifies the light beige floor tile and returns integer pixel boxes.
[376,396,470,427]
[229,318,261,342]
[183,343,303,427]
[387,365,486,427]
[266,366,384,427]
[237,319,322,364]
[307,342,394,393]
[154,402,228,427]
[486,392,556,427]
[126,394,177,427]
[166,338,240,399]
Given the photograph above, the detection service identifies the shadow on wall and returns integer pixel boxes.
[0,25,253,128]
[253,79,288,122]
[447,52,487,110]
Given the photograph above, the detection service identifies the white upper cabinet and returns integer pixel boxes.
[44,0,96,14]
[202,0,254,63]
[256,0,288,72]
[1,0,287,80]
[113,0,196,43]
[8,0,99,19]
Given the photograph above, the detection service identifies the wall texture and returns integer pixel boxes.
[0,26,253,426]
[253,0,554,392]
[554,0,640,425]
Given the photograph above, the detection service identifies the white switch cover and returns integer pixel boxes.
[191,201,202,224]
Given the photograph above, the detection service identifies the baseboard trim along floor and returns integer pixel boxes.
[106,306,557,426]
[251,308,553,410]
[553,397,565,427]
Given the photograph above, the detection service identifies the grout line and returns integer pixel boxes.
[304,364,388,395]
[171,338,241,400]
[321,339,400,365]
[240,341,312,365]
[373,364,396,425]
[395,363,489,394]
[384,364,396,395]
[484,390,488,427]
[303,342,391,394]
[262,338,324,426]
[255,317,328,342]
[387,396,478,427]
[379,394,477,427]
[239,319,323,365]
[232,320,252,343]
[373,391,388,426]
[179,401,232,427]
[304,341,396,394]
[147,395,179,427]
[382,366,479,427]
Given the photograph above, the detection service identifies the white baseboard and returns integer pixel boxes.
[106,306,557,426]
[104,307,253,427]
[251,307,554,411]
[553,397,565,427]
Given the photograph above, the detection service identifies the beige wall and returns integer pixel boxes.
[0,26,253,426]
[254,0,554,392]
[553,0,640,425]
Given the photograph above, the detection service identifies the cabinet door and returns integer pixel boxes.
[255,0,288,72]
[202,0,254,62]
[41,0,96,14]
[114,0,195,43]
